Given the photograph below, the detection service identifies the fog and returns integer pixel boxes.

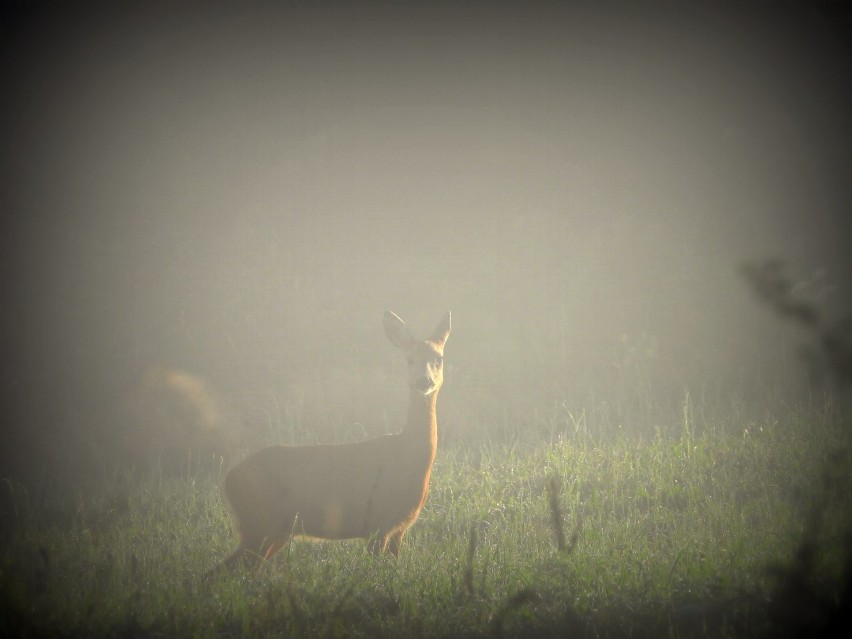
[2,1,850,479]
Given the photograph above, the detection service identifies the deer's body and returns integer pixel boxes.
[216,311,450,571]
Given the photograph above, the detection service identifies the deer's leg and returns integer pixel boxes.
[261,537,289,562]
[367,528,406,557]
[208,544,262,575]
[369,529,399,556]
[387,529,406,557]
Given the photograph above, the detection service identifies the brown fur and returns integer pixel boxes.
[214,311,451,572]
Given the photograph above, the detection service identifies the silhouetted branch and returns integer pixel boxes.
[740,259,819,327]
[741,259,852,385]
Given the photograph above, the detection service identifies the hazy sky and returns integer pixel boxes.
[6,3,850,246]
[2,1,851,472]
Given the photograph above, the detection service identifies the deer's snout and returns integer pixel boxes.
[416,376,435,393]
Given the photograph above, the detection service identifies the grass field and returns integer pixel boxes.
[2,394,851,638]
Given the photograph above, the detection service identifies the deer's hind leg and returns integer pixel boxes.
[223,544,262,571]
[367,526,407,557]
[207,533,288,578]
[261,537,289,562]
[387,529,407,557]
[204,543,261,578]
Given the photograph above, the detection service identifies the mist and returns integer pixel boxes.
[2,1,851,479]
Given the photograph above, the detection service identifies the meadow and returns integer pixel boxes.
[4,3,851,636]
[2,392,850,638]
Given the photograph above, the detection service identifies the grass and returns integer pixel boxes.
[2,398,851,637]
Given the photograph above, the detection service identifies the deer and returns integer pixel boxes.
[212,310,451,573]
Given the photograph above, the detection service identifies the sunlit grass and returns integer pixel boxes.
[2,399,850,637]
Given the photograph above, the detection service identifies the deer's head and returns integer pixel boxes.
[384,311,451,397]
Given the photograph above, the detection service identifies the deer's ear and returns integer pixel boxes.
[430,311,451,348]
[384,311,414,349]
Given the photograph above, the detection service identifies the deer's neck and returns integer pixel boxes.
[402,390,439,468]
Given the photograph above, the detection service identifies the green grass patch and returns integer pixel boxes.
[2,403,851,637]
